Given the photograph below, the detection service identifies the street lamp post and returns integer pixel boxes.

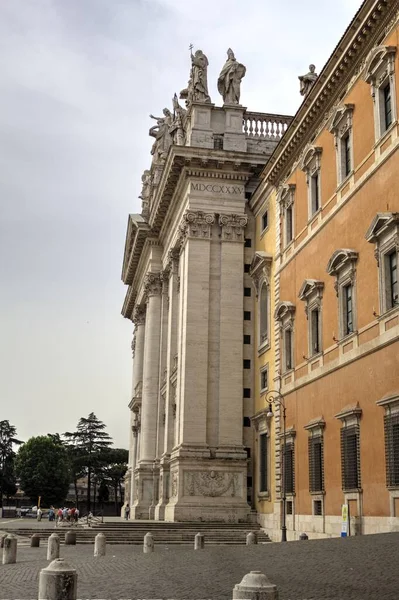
[266,390,287,542]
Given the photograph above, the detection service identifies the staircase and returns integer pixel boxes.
[3,521,271,545]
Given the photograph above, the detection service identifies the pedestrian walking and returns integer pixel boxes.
[125,503,130,520]
[74,508,79,522]
[37,507,42,521]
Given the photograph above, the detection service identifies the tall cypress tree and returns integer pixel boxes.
[64,413,112,513]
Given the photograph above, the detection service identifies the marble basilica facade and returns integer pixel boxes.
[121,88,291,520]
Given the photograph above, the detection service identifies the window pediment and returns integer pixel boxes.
[328,104,354,139]
[300,146,322,173]
[277,183,296,207]
[274,301,295,322]
[298,279,324,301]
[249,251,273,296]
[326,249,358,276]
[364,45,397,83]
[335,402,362,424]
[365,212,399,243]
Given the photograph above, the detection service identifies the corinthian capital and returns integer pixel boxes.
[219,213,248,242]
[179,211,215,245]
[144,272,162,297]
[133,305,146,326]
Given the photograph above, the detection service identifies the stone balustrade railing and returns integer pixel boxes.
[243,112,293,139]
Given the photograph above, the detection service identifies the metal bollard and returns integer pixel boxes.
[233,570,278,600]
[65,531,76,546]
[246,531,257,545]
[31,533,41,548]
[143,532,154,553]
[299,532,309,540]
[2,535,17,564]
[94,533,106,557]
[194,532,205,550]
[47,533,60,561]
[38,558,77,600]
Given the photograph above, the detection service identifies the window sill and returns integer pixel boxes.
[260,225,270,240]
[257,492,270,500]
[308,207,322,225]
[258,340,270,356]
[337,330,358,344]
[282,367,295,377]
[260,387,269,397]
[310,490,325,496]
[307,351,323,362]
[374,119,397,148]
[343,488,363,495]
[378,304,399,321]
[283,239,295,252]
[336,170,354,192]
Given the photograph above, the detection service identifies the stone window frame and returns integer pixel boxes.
[364,45,397,140]
[328,104,355,186]
[274,301,296,374]
[249,252,273,354]
[366,212,399,315]
[298,279,324,358]
[280,426,296,500]
[376,393,399,498]
[277,183,296,248]
[251,409,271,499]
[335,403,362,522]
[326,249,359,340]
[304,417,325,516]
[259,363,269,396]
[300,146,322,219]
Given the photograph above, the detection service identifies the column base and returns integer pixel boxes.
[131,463,155,520]
[164,447,250,523]
[154,457,171,521]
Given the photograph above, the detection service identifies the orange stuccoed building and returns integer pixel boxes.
[258,0,399,539]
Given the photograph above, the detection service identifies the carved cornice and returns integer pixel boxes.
[261,0,396,186]
[219,213,248,242]
[179,211,215,244]
[144,272,162,297]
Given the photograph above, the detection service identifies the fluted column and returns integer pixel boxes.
[140,273,162,462]
[164,249,180,455]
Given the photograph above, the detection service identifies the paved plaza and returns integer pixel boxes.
[1,531,399,599]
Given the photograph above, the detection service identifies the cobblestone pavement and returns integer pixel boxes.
[1,533,399,599]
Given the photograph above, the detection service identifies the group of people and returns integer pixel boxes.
[46,506,80,522]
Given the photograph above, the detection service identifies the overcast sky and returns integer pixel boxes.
[0,0,362,448]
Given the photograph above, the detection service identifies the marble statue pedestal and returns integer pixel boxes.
[164,445,250,523]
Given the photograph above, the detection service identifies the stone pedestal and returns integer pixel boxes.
[223,105,247,152]
[164,451,250,523]
[186,102,214,149]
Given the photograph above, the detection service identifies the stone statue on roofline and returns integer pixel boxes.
[217,48,246,105]
[180,45,211,105]
[149,108,173,163]
[170,93,187,145]
[139,169,151,219]
[299,64,318,96]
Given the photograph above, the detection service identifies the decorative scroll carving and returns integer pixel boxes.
[133,305,146,326]
[183,470,240,497]
[144,272,162,297]
[179,211,215,242]
[219,213,248,242]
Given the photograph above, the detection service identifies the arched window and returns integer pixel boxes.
[260,283,269,345]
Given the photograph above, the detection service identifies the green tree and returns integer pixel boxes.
[0,421,22,507]
[101,448,128,514]
[15,436,70,506]
[64,413,112,513]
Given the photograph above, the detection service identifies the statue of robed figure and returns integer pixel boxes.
[217,49,246,105]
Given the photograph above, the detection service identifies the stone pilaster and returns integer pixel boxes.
[155,249,180,520]
[132,273,162,519]
[218,214,248,448]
